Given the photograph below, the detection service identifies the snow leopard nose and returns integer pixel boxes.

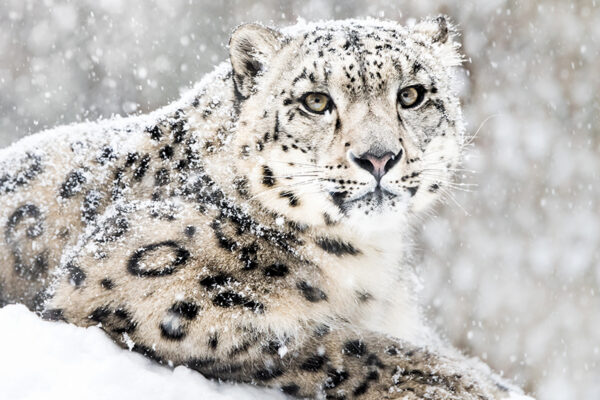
[350,149,402,181]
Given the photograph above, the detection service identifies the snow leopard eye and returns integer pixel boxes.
[398,85,425,109]
[301,93,332,114]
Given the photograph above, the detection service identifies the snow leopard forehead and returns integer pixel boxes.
[282,18,462,74]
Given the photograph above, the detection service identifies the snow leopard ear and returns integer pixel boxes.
[229,23,283,99]
[413,15,454,44]
[413,15,462,66]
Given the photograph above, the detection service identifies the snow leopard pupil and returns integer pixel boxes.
[303,93,330,113]
[398,86,423,108]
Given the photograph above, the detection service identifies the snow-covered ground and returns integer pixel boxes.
[0,305,286,400]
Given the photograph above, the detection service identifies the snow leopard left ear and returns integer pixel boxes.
[413,15,462,66]
[229,23,283,99]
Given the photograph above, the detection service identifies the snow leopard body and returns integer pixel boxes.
[0,18,530,400]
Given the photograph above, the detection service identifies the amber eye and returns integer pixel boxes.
[398,85,425,108]
[302,93,331,114]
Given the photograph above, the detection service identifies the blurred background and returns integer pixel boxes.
[0,0,598,398]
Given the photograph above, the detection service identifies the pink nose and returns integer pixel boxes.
[363,153,393,179]
[350,149,402,180]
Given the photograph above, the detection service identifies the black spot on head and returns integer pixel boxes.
[315,237,360,256]
[343,340,367,358]
[264,263,289,277]
[429,183,440,193]
[297,281,328,302]
[100,278,115,290]
[127,241,190,277]
[125,152,139,167]
[412,62,423,74]
[262,165,275,187]
[59,170,87,198]
[169,301,199,320]
[159,145,174,160]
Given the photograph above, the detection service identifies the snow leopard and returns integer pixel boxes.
[0,17,532,400]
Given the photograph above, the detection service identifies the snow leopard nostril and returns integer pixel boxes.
[350,149,403,181]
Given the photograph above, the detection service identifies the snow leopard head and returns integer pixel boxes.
[230,18,464,231]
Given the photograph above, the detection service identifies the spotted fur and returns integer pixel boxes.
[0,17,529,400]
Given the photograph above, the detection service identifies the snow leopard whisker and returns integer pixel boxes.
[267,160,327,169]
[463,113,504,148]
[267,174,320,179]
[437,187,471,216]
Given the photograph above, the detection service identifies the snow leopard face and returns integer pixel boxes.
[231,18,464,230]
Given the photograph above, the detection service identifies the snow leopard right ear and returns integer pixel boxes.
[229,23,283,100]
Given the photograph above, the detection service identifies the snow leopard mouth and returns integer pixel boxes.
[330,186,399,213]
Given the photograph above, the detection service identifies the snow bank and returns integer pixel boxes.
[0,305,286,400]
